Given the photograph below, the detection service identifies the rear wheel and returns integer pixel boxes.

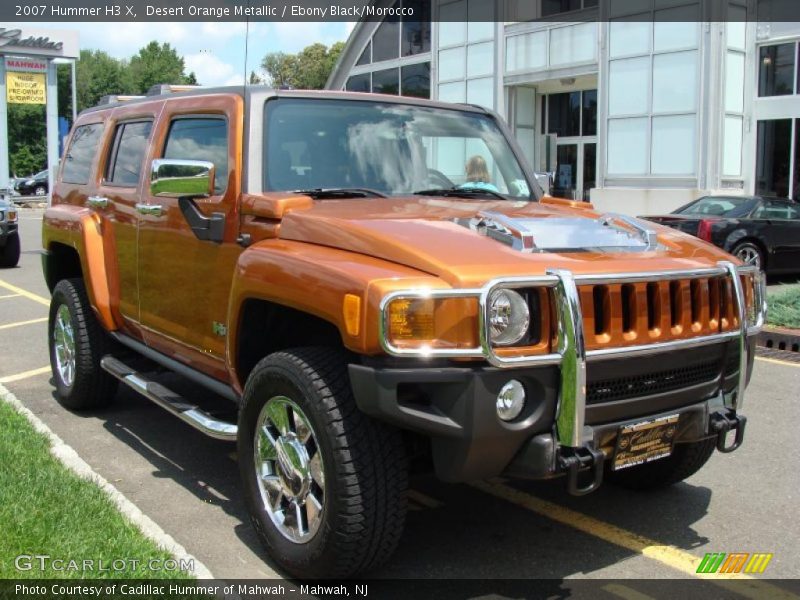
[732,241,764,271]
[34,185,46,196]
[0,233,20,268]
[606,438,716,491]
[238,347,408,578]
[48,278,117,409]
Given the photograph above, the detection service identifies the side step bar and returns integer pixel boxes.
[100,356,238,442]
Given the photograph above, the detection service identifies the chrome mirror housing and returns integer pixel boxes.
[150,159,215,198]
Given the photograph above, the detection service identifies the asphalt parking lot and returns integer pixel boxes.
[1,208,799,593]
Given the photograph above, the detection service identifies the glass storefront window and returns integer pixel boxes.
[548,92,581,137]
[651,115,696,175]
[582,90,597,136]
[372,68,399,95]
[346,73,371,93]
[467,41,494,78]
[356,42,371,66]
[758,43,795,97]
[652,51,698,113]
[401,0,431,56]
[583,143,596,199]
[609,57,649,116]
[373,16,400,62]
[607,118,648,175]
[756,119,791,198]
[401,62,430,98]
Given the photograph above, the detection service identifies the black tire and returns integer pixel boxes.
[48,278,117,410]
[731,241,765,272]
[238,347,408,578]
[606,438,716,491]
[0,233,20,268]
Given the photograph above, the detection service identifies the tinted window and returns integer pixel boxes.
[372,15,400,62]
[107,121,152,187]
[401,0,431,56]
[356,41,371,66]
[759,44,795,97]
[753,200,800,220]
[372,68,399,95]
[346,73,371,92]
[62,124,104,184]
[401,62,430,98]
[548,92,581,137]
[582,90,597,136]
[756,119,791,198]
[677,196,756,217]
[163,118,229,195]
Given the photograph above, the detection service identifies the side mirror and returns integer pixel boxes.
[150,158,215,198]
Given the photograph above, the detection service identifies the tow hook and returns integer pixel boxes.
[710,411,747,453]
[559,445,605,496]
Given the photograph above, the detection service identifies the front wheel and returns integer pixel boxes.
[238,347,408,578]
[606,437,716,491]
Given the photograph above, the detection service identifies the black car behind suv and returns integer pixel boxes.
[15,170,48,196]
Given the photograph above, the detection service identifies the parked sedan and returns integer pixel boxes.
[641,195,800,273]
[15,170,48,196]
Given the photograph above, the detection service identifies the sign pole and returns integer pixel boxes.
[46,59,58,207]
[70,59,77,123]
[0,59,8,201]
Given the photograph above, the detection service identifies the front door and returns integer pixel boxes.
[552,140,596,201]
[136,95,243,380]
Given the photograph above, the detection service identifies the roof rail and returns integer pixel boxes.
[146,84,203,96]
[97,94,146,106]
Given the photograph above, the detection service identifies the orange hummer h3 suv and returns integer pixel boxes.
[42,86,766,578]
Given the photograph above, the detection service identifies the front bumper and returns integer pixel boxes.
[355,261,765,490]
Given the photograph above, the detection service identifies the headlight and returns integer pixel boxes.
[488,289,530,346]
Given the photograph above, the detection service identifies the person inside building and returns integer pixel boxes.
[458,155,499,193]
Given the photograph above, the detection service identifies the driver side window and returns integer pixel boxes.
[163,117,229,195]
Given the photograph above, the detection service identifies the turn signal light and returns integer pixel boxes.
[385,296,479,350]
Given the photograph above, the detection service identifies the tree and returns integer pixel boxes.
[127,41,193,94]
[260,41,345,90]
[7,104,46,176]
[248,70,264,85]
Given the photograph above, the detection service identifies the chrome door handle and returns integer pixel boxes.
[135,203,163,217]
[87,196,109,209]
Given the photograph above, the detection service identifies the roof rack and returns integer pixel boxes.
[146,84,203,96]
[97,94,145,106]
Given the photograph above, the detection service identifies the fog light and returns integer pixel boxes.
[496,380,526,421]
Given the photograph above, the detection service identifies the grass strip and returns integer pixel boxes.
[767,286,800,330]
[0,397,192,579]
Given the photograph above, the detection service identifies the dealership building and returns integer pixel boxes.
[326,1,800,215]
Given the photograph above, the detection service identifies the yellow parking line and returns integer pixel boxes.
[471,481,797,600]
[0,317,48,330]
[755,356,800,369]
[603,584,657,600]
[0,280,50,307]
[0,366,51,384]
[0,293,21,299]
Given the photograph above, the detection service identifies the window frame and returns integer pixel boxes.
[160,114,231,197]
[104,119,154,189]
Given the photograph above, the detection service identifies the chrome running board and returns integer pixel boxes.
[100,356,237,441]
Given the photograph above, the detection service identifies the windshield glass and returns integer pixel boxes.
[263,98,535,200]
[676,196,757,217]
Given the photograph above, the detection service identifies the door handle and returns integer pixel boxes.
[86,196,109,209]
[135,203,163,217]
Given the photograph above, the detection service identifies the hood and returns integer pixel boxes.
[278,197,736,287]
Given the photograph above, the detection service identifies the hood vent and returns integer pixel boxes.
[460,211,659,253]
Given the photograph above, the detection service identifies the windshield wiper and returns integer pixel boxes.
[413,187,509,201]
[292,188,387,199]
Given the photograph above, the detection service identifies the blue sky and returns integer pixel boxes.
[19,21,354,86]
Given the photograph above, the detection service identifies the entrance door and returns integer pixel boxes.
[552,140,596,200]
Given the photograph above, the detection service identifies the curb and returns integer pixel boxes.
[0,381,215,580]
[757,327,800,353]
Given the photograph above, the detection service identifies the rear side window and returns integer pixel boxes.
[61,123,104,184]
[163,118,229,194]
[106,121,153,187]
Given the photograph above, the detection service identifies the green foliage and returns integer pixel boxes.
[767,286,800,329]
[260,41,345,90]
[7,104,47,176]
[75,48,132,111]
[127,41,194,94]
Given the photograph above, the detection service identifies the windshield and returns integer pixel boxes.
[263,98,536,200]
[676,196,757,217]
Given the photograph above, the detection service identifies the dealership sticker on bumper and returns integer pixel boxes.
[612,414,680,471]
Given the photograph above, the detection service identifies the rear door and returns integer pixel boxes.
[94,100,163,336]
[136,95,243,381]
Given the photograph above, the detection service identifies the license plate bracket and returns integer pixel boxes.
[612,414,680,471]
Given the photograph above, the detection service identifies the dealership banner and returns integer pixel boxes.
[2,0,800,22]
[5,71,46,105]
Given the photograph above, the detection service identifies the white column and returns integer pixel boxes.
[46,59,58,207]
[0,58,9,201]
[70,59,77,123]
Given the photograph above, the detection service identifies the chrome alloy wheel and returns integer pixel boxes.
[53,304,76,388]
[254,396,325,543]
[735,245,762,269]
